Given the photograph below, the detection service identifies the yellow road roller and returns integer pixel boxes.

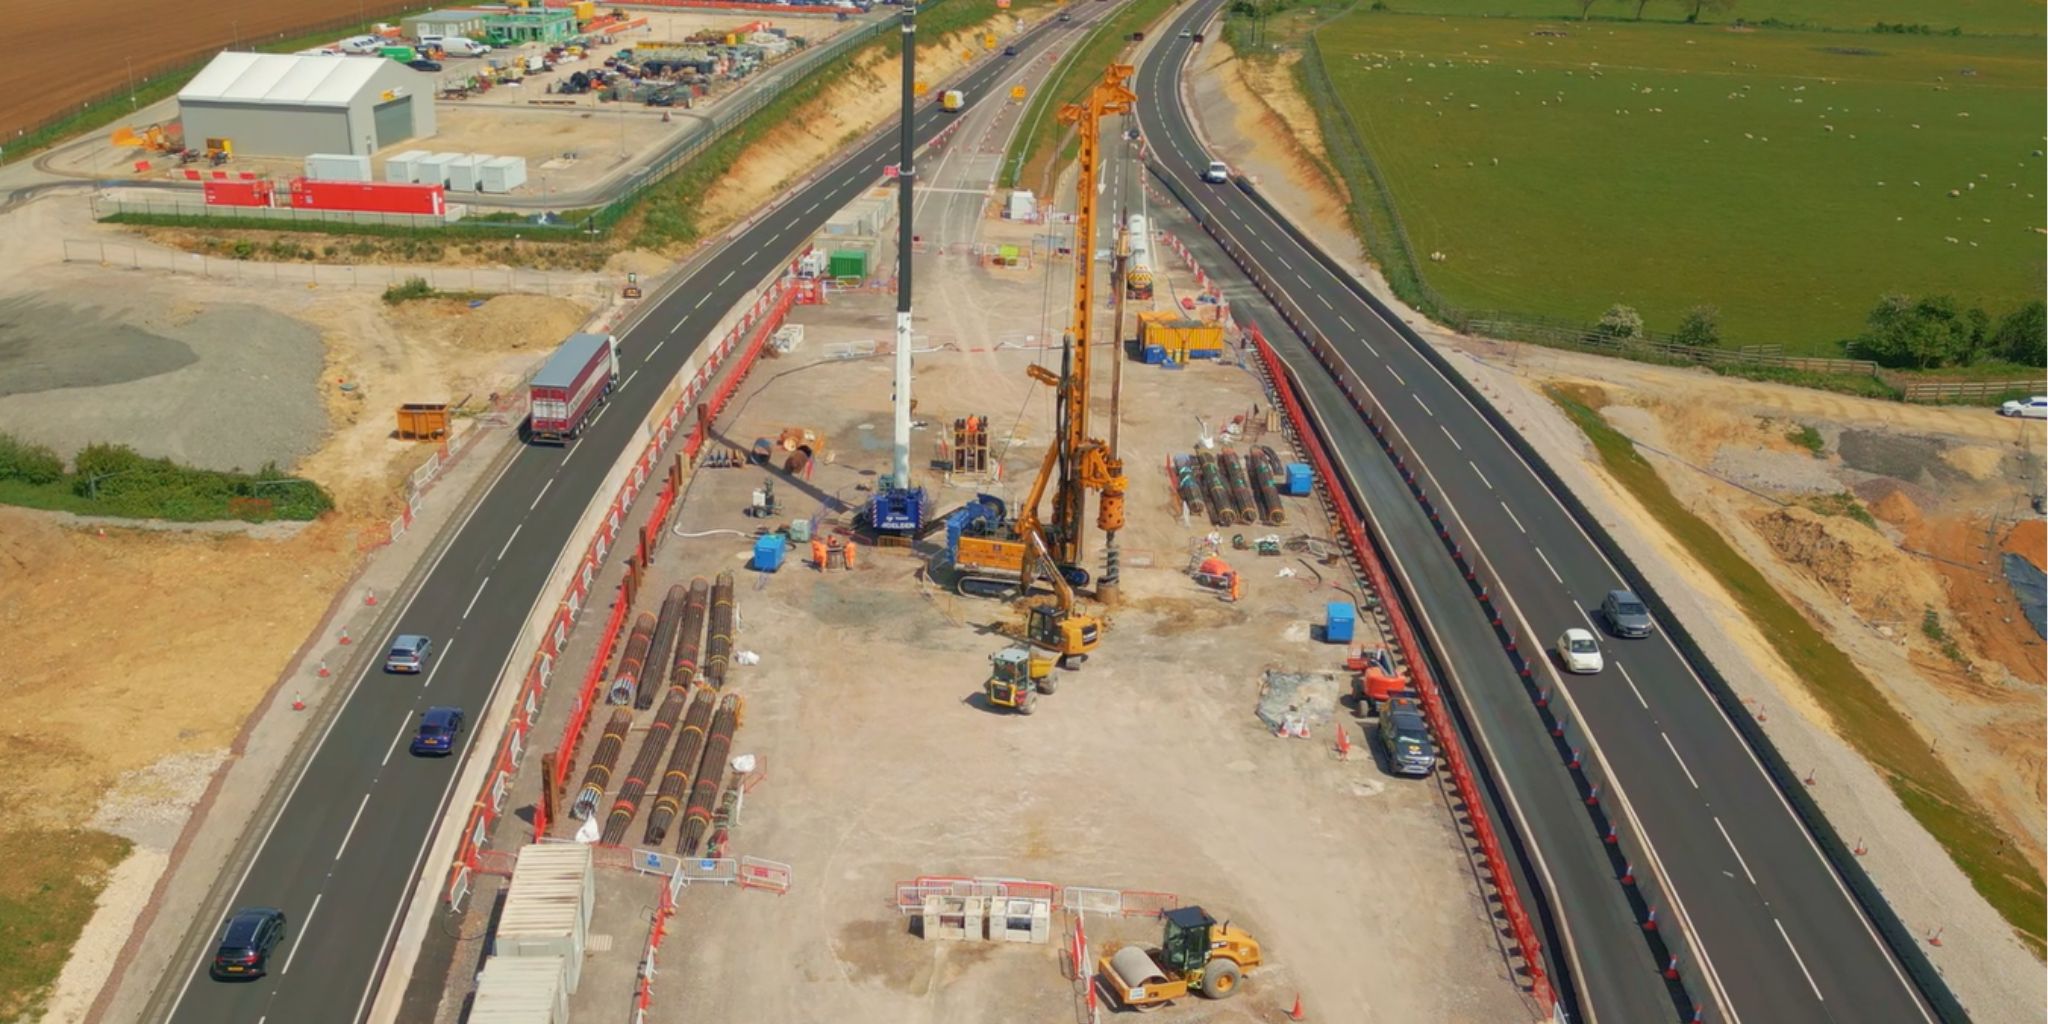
[1097,906,1262,1010]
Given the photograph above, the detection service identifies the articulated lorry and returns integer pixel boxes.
[528,332,620,444]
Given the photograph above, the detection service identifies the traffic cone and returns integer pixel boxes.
[1334,724,1352,760]
[291,693,306,711]
[1288,994,1306,1021]
[1927,927,1944,947]
[338,626,352,645]
[317,659,331,678]
[1853,837,1867,856]
[1643,905,1659,932]
[1620,862,1634,885]
[364,588,378,607]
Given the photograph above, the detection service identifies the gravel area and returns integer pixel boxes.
[0,286,325,472]
[1837,429,1958,487]
[1707,447,1841,496]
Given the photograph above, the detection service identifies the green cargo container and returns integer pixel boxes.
[828,250,867,280]
[382,45,418,61]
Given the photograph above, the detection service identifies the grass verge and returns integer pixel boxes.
[1545,383,2045,955]
[1001,0,1183,191]
[0,829,132,1020]
[0,432,332,522]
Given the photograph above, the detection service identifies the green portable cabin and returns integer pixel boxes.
[828,250,868,280]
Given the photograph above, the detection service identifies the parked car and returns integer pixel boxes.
[384,634,434,674]
[1600,589,1654,638]
[209,907,287,980]
[1998,395,2048,419]
[411,706,465,756]
[1203,160,1230,183]
[1376,698,1437,777]
[1556,628,1604,674]
[407,59,443,72]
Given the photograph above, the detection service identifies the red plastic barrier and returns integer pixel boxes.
[1248,326,1555,1009]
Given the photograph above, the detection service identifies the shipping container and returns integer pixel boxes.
[447,154,494,192]
[527,333,618,445]
[494,845,594,992]
[202,179,273,208]
[477,156,528,194]
[414,152,464,186]
[469,955,567,1024]
[383,149,432,183]
[305,153,372,182]
[827,250,867,280]
[287,178,447,216]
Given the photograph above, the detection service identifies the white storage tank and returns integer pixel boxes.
[447,154,493,192]
[304,152,371,182]
[477,156,528,194]
[383,149,432,183]
[415,152,464,187]
[468,954,568,1024]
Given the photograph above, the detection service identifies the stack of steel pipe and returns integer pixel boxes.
[1248,449,1287,526]
[677,694,743,855]
[1219,450,1260,524]
[642,686,716,844]
[636,585,688,709]
[670,578,710,686]
[570,707,634,820]
[1195,451,1234,526]
[1171,455,1204,515]
[608,613,657,706]
[601,685,687,844]
[703,571,735,687]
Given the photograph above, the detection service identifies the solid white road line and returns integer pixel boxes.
[1500,501,1527,533]
[335,793,372,861]
[381,714,410,767]
[1715,816,1759,885]
[280,893,320,975]
[462,579,489,621]
[1662,731,1701,789]
[1470,461,1492,489]
[1775,918,1826,1002]
[496,524,522,563]
[530,479,552,511]
[1617,661,1650,709]
[1535,547,1564,584]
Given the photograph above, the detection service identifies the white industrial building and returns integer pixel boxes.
[177,52,437,158]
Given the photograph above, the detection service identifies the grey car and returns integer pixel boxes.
[1601,590,1654,638]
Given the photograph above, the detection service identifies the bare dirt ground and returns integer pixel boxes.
[1188,48,2048,1019]
[2,0,420,139]
[0,185,595,1018]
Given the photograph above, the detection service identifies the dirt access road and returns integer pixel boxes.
[3,0,421,140]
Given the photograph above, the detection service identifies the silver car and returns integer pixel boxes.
[384,634,434,673]
[1601,590,1654,638]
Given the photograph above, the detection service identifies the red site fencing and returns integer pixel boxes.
[446,264,812,909]
[1248,325,1554,1008]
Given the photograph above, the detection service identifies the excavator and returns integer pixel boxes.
[943,65,1134,667]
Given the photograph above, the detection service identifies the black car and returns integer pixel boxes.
[210,907,287,980]
[411,706,465,756]
[407,58,443,72]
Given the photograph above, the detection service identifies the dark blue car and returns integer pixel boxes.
[411,706,464,756]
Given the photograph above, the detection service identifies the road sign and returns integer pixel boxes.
[884,164,900,179]
[1011,84,1027,100]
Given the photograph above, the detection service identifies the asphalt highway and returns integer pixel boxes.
[148,9,1103,1022]
[1135,5,1942,1023]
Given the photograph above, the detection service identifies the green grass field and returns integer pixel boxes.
[1380,0,2048,36]
[1313,9,2045,353]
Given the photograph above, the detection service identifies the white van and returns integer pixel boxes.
[438,36,491,57]
[338,35,383,54]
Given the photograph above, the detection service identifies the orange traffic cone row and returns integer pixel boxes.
[291,693,306,711]
[1289,994,1306,1021]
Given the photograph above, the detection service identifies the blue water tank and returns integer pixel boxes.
[1284,462,1313,497]
[1142,344,1167,365]
[753,534,787,572]
[1325,601,1356,644]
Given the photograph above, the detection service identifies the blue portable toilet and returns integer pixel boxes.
[753,533,787,573]
[1284,462,1313,497]
[1325,601,1356,644]
[1142,344,1168,365]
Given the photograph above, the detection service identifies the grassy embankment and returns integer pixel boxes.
[0,831,132,1021]
[1001,0,1185,192]
[0,433,332,521]
[1546,383,2046,956]
[1307,2,2044,355]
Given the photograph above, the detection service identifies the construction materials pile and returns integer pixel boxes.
[1171,447,1289,527]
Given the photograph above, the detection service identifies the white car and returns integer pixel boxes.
[1556,628,1604,675]
[1202,160,1229,184]
[1998,395,2047,419]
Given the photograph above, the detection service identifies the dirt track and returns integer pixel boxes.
[3,0,419,139]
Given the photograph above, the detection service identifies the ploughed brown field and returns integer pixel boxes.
[2,0,420,140]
